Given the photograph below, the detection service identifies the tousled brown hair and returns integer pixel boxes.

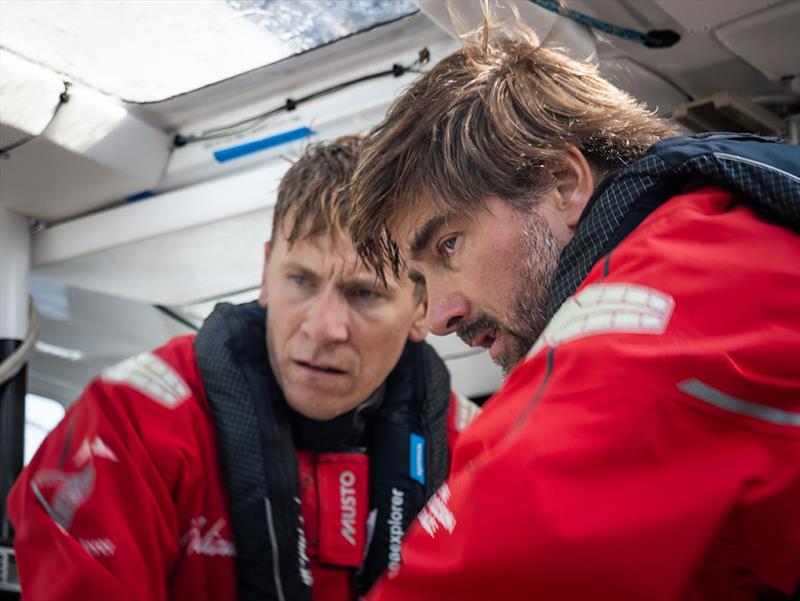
[272,134,424,302]
[349,17,677,278]
[271,135,361,245]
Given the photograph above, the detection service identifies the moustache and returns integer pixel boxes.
[456,314,503,347]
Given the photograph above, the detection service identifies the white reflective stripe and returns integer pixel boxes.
[264,497,286,601]
[529,283,674,356]
[102,352,190,408]
[454,392,481,432]
[678,379,800,427]
[713,152,800,184]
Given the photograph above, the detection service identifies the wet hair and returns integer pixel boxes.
[271,135,361,245]
[349,12,677,278]
[272,134,424,302]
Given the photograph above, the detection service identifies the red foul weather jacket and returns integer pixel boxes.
[367,136,800,601]
[8,321,479,601]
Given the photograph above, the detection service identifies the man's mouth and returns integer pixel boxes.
[468,329,505,362]
[470,330,496,350]
[293,360,347,375]
[458,314,507,362]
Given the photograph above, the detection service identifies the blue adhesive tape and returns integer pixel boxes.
[213,126,315,163]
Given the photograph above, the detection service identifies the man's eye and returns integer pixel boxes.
[291,275,309,286]
[352,288,380,301]
[440,235,459,255]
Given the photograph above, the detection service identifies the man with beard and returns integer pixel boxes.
[346,19,800,601]
[446,207,561,374]
[8,136,480,601]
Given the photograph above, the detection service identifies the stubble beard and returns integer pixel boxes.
[495,210,562,374]
[455,208,562,375]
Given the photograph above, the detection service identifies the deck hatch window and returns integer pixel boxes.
[0,0,419,103]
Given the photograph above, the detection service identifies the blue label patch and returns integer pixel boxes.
[409,433,426,485]
[213,126,315,163]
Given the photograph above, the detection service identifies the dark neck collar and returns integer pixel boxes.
[289,384,386,451]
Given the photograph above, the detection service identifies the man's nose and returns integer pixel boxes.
[426,285,469,336]
[301,288,349,343]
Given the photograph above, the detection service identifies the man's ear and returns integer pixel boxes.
[407,297,429,342]
[257,241,271,308]
[553,145,595,231]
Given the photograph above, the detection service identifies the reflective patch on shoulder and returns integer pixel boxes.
[529,283,674,356]
[454,393,481,432]
[102,352,190,409]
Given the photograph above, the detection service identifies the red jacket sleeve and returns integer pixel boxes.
[8,347,201,601]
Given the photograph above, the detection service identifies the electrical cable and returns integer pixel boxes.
[173,48,430,148]
[528,0,680,48]
[0,82,72,158]
[0,300,40,386]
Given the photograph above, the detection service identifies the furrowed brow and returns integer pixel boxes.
[410,213,449,260]
[285,262,316,276]
[342,275,385,291]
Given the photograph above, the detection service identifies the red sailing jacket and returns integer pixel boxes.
[366,186,800,601]
[8,335,479,601]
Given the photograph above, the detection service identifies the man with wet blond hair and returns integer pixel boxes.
[8,136,480,601]
[348,14,800,601]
